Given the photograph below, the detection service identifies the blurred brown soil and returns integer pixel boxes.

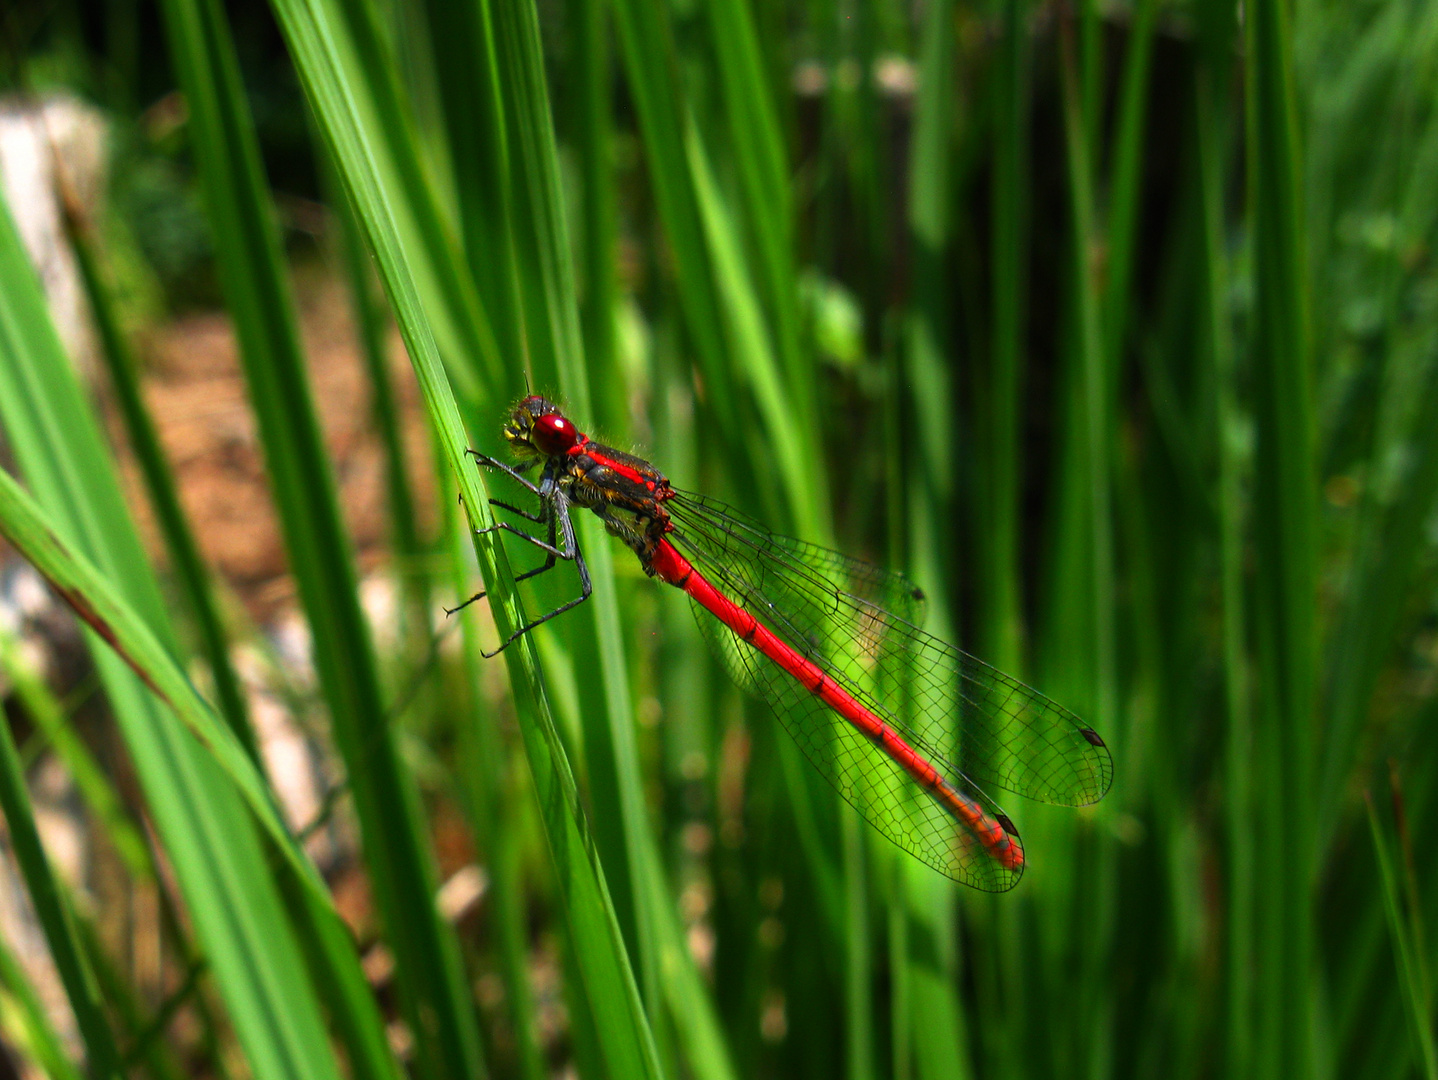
[116,274,436,622]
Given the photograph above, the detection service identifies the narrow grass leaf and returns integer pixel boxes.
[60,188,257,760]
[899,5,972,1078]
[1246,0,1319,1073]
[489,0,667,1029]
[0,188,346,1080]
[0,932,84,1080]
[1366,791,1438,1079]
[0,627,151,878]
[270,1,664,1074]
[0,664,123,1077]
[155,0,488,1074]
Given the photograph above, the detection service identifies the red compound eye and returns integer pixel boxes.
[532,412,581,456]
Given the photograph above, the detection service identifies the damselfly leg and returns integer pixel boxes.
[453,451,594,656]
[466,449,541,494]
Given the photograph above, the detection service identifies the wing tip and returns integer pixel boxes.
[945,814,1025,892]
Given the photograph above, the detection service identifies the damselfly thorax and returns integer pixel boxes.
[552,439,674,566]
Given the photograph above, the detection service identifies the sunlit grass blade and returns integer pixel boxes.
[327,158,430,628]
[610,0,741,439]
[0,189,348,1080]
[442,488,546,1080]
[686,126,818,534]
[294,0,505,406]
[269,0,664,1074]
[0,454,401,1080]
[155,0,487,1073]
[61,186,257,761]
[489,0,664,1031]
[643,841,741,1080]
[574,0,623,431]
[613,0,823,530]
[704,0,811,431]
[420,0,526,370]
[491,10,748,1075]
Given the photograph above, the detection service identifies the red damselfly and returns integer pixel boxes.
[462,396,1112,890]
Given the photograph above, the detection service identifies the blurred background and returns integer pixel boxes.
[0,0,1434,1077]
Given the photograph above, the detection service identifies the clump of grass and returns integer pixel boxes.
[0,1,1435,1077]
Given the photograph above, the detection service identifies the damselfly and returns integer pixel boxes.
[463,396,1112,890]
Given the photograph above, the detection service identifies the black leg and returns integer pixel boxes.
[511,508,560,584]
[481,546,592,657]
[480,492,592,656]
[445,517,567,616]
[481,506,562,592]
[467,450,542,495]
[488,498,548,525]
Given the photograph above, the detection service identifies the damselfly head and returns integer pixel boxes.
[504,395,583,460]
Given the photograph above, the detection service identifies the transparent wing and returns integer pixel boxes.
[672,492,928,626]
[691,589,1024,889]
[666,491,1111,887]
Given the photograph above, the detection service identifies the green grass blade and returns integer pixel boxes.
[0,453,309,914]
[492,9,747,1075]
[1245,0,1318,1073]
[1058,15,1120,1071]
[613,0,824,532]
[1320,345,1438,843]
[685,125,819,533]
[0,188,348,1080]
[985,0,1031,673]
[0,627,151,879]
[61,192,258,761]
[326,156,430,623]
[270,1,665,1074]
[644,843,741,1080]
[0,931,85,1080]
[1100,0,1158,364]
[899,6,973,1080]
[0,659,123,1077]
[610,0,737,431]
[490,0,662,1027]
[295,0,505,405]
[0,456,395,1080]
[442,488,547,1080]
[490,0,585,392]
[1366,790,1438,1079]
[1196,42,1253,1079]
[574,0,623,430]
[155,0,488,1073]
[420,0,526,371]
[704,0,812,435]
